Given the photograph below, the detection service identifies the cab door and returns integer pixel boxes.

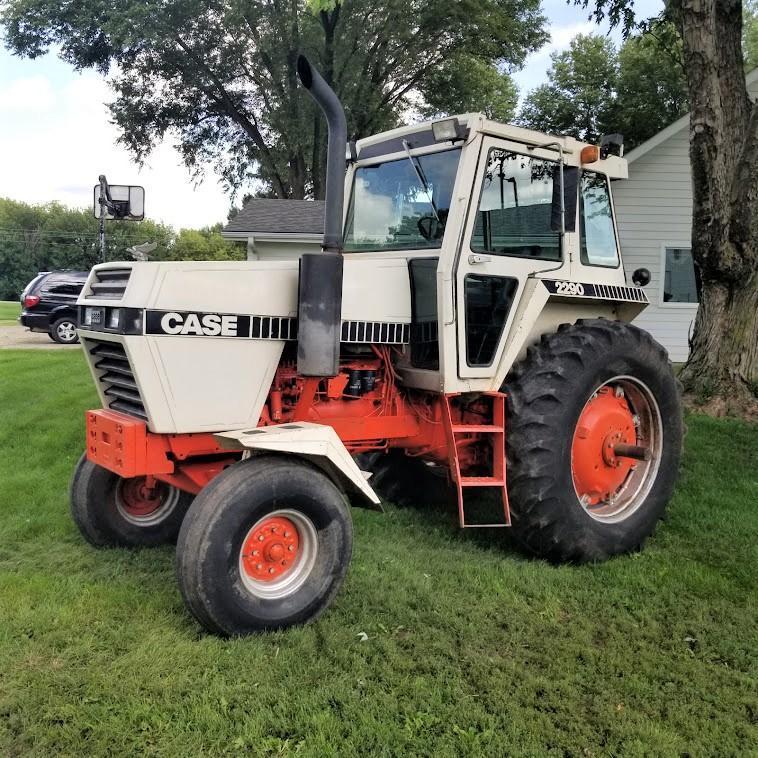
[454,136,571,379]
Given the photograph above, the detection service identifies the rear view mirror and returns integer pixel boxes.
[551,166,579,233]
[417,215,441,241]
[632,267,651,287]
[93,183,145,221]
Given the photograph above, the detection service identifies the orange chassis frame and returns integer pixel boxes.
[85,372,510,525]
[85,385,452,496]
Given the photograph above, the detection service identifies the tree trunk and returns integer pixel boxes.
[683,271,758,405]
[672,0,758,415]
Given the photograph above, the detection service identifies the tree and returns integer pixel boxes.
[0,198,173,299]
[166,225,242,261]
[518,30,688,149]
[0,199,242,299]
[1,0,548,200]
[614,29,689,148]
[575,0,758,415]
[519,34,618,143]
[418,54,519,122]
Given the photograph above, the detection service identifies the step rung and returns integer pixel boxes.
[462,523,510,528]
[452,424,504,434]
[460,476,506,487]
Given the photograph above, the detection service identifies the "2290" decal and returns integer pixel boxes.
[553,280,585,296]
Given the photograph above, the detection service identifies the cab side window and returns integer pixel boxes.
[471,149,561,261]
[580,173,619,267]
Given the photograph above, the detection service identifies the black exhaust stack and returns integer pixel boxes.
[296,55,346,377]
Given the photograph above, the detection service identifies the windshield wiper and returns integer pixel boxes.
[402,139,440,222]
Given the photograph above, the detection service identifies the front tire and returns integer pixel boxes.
[176,456,353,636]
[50,316,79,344]
[503,319,682,563]
[69,454,192,547]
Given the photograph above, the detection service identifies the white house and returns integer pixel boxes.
[222,198,324,260]
[614,68,758,362]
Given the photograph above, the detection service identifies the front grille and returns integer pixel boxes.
[88,340,147,420]
[340,320,410,344]
[87,267,132,300]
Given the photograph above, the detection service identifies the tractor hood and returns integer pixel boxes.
[76,259,412,433]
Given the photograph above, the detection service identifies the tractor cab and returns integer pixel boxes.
[339,114,641,394]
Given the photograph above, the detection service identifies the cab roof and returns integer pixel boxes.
[354,113,628,179]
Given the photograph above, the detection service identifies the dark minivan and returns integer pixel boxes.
[20,270,89,344]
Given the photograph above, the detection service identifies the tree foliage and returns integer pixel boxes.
[518,31,688,149]
[417,54,519,122]
[746,0,758,68]
[166,225,242,261]
[1,0,547,200]
[0,198,241,299]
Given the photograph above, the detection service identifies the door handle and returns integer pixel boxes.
[468,254,491,265]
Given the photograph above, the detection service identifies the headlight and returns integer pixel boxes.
[107,308,121,329]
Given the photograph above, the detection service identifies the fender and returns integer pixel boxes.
[50,304,79,321]
[214,422,383,510]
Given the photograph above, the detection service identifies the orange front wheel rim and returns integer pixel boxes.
[238,510,318,599]
[240,516,300,582]
[116,477,179,525]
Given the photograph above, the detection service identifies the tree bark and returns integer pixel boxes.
[672,0,758,415]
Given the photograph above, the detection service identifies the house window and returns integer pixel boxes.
[663,247,698,303]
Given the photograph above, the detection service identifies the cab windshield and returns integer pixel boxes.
[343,148,461,252]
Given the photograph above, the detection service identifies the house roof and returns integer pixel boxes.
[223,198,325,236]
[626,67,758,164]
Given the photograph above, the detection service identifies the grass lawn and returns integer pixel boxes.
[0,300,20,324]
[0,349,756,756]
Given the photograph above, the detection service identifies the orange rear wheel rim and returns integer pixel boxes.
[570,377,662,523]
[571,386,636,506]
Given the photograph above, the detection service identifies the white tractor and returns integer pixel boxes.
[71,57,682,636]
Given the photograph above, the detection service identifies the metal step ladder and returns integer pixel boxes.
[441,392,510,528]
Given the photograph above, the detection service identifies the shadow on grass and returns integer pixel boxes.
[378,485,528,559]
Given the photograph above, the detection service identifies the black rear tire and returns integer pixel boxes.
[69,454,193,547]
[50,316,79,344]
[356,450,455,508]
[503,319,682,563]
[176,456,353,636]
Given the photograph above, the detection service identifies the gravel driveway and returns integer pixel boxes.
[0,324,80,349]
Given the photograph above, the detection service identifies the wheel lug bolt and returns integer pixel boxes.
[258,535,264,541]
[288,545,294,551]
[269,567,275,574]
[256,563,262,570]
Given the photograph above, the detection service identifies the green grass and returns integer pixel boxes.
[0,350,756,756]
[0,300,20,324]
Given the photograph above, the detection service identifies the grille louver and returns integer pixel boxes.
[87,267,132,300]
[88,340,147,420]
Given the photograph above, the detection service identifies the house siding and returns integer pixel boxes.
[614,73,758,363]
[247,238,321,261]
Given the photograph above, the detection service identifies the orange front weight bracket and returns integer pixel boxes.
[85,409,236,491]
[86,409,172,479]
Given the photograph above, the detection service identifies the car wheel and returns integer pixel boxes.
[50,317,79,344]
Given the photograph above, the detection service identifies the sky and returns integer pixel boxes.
[0,0,663,231]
